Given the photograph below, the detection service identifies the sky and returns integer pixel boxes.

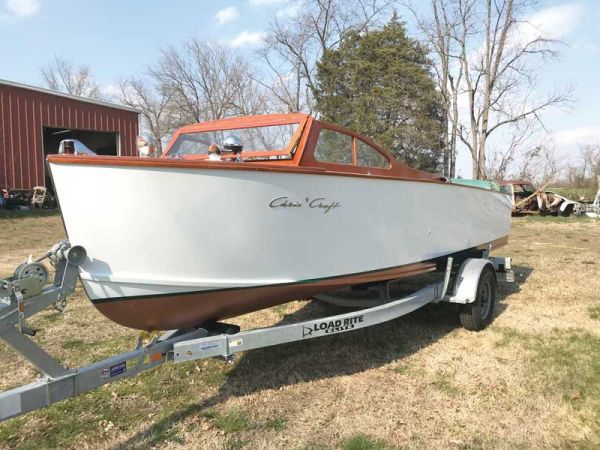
[0,0,599,176]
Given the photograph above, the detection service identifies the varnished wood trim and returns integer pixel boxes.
[47,154,511,194]
[174,113,309,134]
[91,261,436,330]
[164,115,310,158]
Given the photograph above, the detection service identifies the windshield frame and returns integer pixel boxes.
[163,114,309,161]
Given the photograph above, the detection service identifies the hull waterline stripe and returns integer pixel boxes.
[88,263,434,304]
[88,236,508,305]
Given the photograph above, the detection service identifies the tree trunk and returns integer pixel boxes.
[477,139,487,179]
[442,114,449,176]
[449,117,457,178]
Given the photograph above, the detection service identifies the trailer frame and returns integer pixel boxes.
[0,241,512,422]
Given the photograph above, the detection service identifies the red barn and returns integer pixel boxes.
[0,79,139,191]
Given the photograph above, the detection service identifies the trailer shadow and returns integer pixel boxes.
[493,264,534,316]
[116,267,530,450]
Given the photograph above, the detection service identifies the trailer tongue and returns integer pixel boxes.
[0,241,512,422]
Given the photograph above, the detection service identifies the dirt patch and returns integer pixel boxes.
[0,216,598,449]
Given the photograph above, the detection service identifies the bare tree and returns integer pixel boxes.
[565,144,600,188]
[410,0,569,179]
[485,117,536,181]
[515,143,560,188]
[258,0,392,113]
[407,0,463,177]
[116,78,177,155]
[254,47,309,113]
[458,0,569,179]
[41,57,102,99]
[150,39,265,124]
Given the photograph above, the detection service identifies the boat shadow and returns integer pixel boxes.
[115,268,532,449]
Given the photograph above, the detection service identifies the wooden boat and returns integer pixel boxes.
[47,113,512,330]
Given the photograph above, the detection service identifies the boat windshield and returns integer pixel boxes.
[168,123,300,159]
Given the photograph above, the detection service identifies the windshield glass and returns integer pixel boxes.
[168,123,300,158]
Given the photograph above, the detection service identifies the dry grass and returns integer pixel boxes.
[0,212,598,449]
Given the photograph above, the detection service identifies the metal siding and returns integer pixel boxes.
[24,97,32,186]
[8,93,15,188]
[32,98,39,184]
[0,83,139,189]
[0,91,5,189]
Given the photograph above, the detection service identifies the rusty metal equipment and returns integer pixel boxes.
[502,180,582,216]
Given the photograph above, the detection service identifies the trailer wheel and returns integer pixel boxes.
[459,266,496,331]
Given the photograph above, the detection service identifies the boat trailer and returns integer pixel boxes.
[0,241,513,422]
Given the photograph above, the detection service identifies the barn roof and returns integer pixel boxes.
[0,78,140,114]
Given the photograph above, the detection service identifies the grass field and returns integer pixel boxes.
[0,211,598,449]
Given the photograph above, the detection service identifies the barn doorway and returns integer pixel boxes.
[43,127,120,188]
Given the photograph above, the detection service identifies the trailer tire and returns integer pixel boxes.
[459,266,496,331]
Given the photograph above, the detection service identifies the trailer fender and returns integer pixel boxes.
[446,258,496,304]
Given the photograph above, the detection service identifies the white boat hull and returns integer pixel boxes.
[49,161,512,329]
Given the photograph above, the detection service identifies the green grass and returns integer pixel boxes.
[61,338,93,350]
[52,334,134,366]
[225,435,249,450]
[547,187,597,202]
[533,330,600,398]
[272,303,289,317]
[0,382,147,449]
[341,434,390,450]
[39,311,63,324]
[518,215,589,223]
[263,418,287,431]
[494,327,528,348]
[1,213,598,448]
[0,358,233,449]
[431,370,459,396]
[298,443,330,450]
[392,363,409,374]
[494,327,600,445]
[0,213,64,255]
[198,359,229,387]
[455,436,498,450]
[0,209,59,220]
[143,424,185,446]
[202,408,251,434]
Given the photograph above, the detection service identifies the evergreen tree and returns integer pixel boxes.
[314,14,445,172]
